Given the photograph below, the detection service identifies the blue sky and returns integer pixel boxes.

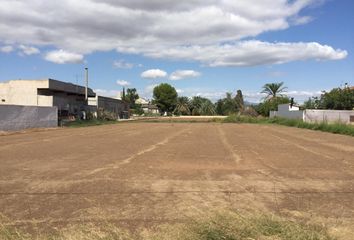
[0,0,353,102]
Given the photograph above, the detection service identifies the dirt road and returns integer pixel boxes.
[0,122,354,235]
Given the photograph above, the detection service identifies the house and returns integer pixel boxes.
[135,97,159,114]
[88,95,129,119]
[0,78,95,117]
[270,103,303,120]
[141,103,159,114]
[135,97,149,105]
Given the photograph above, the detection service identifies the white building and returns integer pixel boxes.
[135,97,159,114]
[270,104,303,120]
[0,79,95,116]
[270,103,354,124]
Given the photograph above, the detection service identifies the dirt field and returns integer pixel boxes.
[1,122,354,237]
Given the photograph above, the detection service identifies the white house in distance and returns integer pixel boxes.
[135,97,159,114]
[270,104,303,120]
[270,103,354,124]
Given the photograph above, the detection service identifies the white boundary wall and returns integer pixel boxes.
[270,104,354,124]
[0,105,58,131]
[304,110,354,124]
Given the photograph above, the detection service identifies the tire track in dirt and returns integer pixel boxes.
[215,125,278,211]
[267,133,334,160]
[261,126,354,173]
[85,127,192,176]
[264,126,354,154]
[217,124,326,212]
[216,125,242,164]
[0,124,170,150]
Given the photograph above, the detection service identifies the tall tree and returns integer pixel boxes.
[190,96,215,116]
[234,89,244,112]
[125,88,139,108]
[215,92,237,115]
[174,96,191,115]
[261,82,287,100]
[122,87,126,100]
[153,83,178,114]
[319,87,354,110]
[200,99,216,116]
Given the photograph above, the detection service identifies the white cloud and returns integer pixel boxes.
[141,69,167,79]
[94,88,120,98]
[0,0,346,66]
[44,49,84,64]
[169,70,201,80]
[291,16,313,25]
[142,41,347,67]
[139,84,158,99]
[174,87,226,100]
[116,80,130,86]
[0,45,13,53]
[243,90,324,103]
[266,71,286,78]
[18,45,40,55]
[113,59,134,69]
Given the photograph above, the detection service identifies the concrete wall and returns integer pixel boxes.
[304,110,354,124]
[271,104,354,124]
[270,104,304,120]
[88,96,129,119]
[0,105,58,131]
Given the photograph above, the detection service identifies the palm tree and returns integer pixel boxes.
[174,96,191,115]
[261,82,287,100]
[200,100,216,115]
[189,96,216,116]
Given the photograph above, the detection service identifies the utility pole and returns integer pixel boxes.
[85,67,88,101]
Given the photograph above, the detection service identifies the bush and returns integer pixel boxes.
[223,115,354,137]
[256,97,290,117]
[97,108,117,121]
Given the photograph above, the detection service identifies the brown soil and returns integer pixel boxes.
[0,123,353,237]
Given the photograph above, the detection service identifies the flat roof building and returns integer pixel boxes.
[0,78,95,116]
[88,95,129,119]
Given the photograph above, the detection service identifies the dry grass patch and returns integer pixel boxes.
[0,212,336,240]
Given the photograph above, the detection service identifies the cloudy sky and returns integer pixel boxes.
[0,0,353,102]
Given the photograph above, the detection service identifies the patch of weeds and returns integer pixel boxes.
[144,212,335,240]
[0,212,336,240]
[223,115,354,137]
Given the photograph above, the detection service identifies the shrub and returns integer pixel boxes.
[223,115,354,137]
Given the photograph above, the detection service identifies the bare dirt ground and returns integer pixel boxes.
[0,122,354,238]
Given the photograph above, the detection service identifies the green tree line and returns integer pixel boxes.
[122,82,354,117]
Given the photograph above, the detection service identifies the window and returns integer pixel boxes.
[1,99,5,102]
